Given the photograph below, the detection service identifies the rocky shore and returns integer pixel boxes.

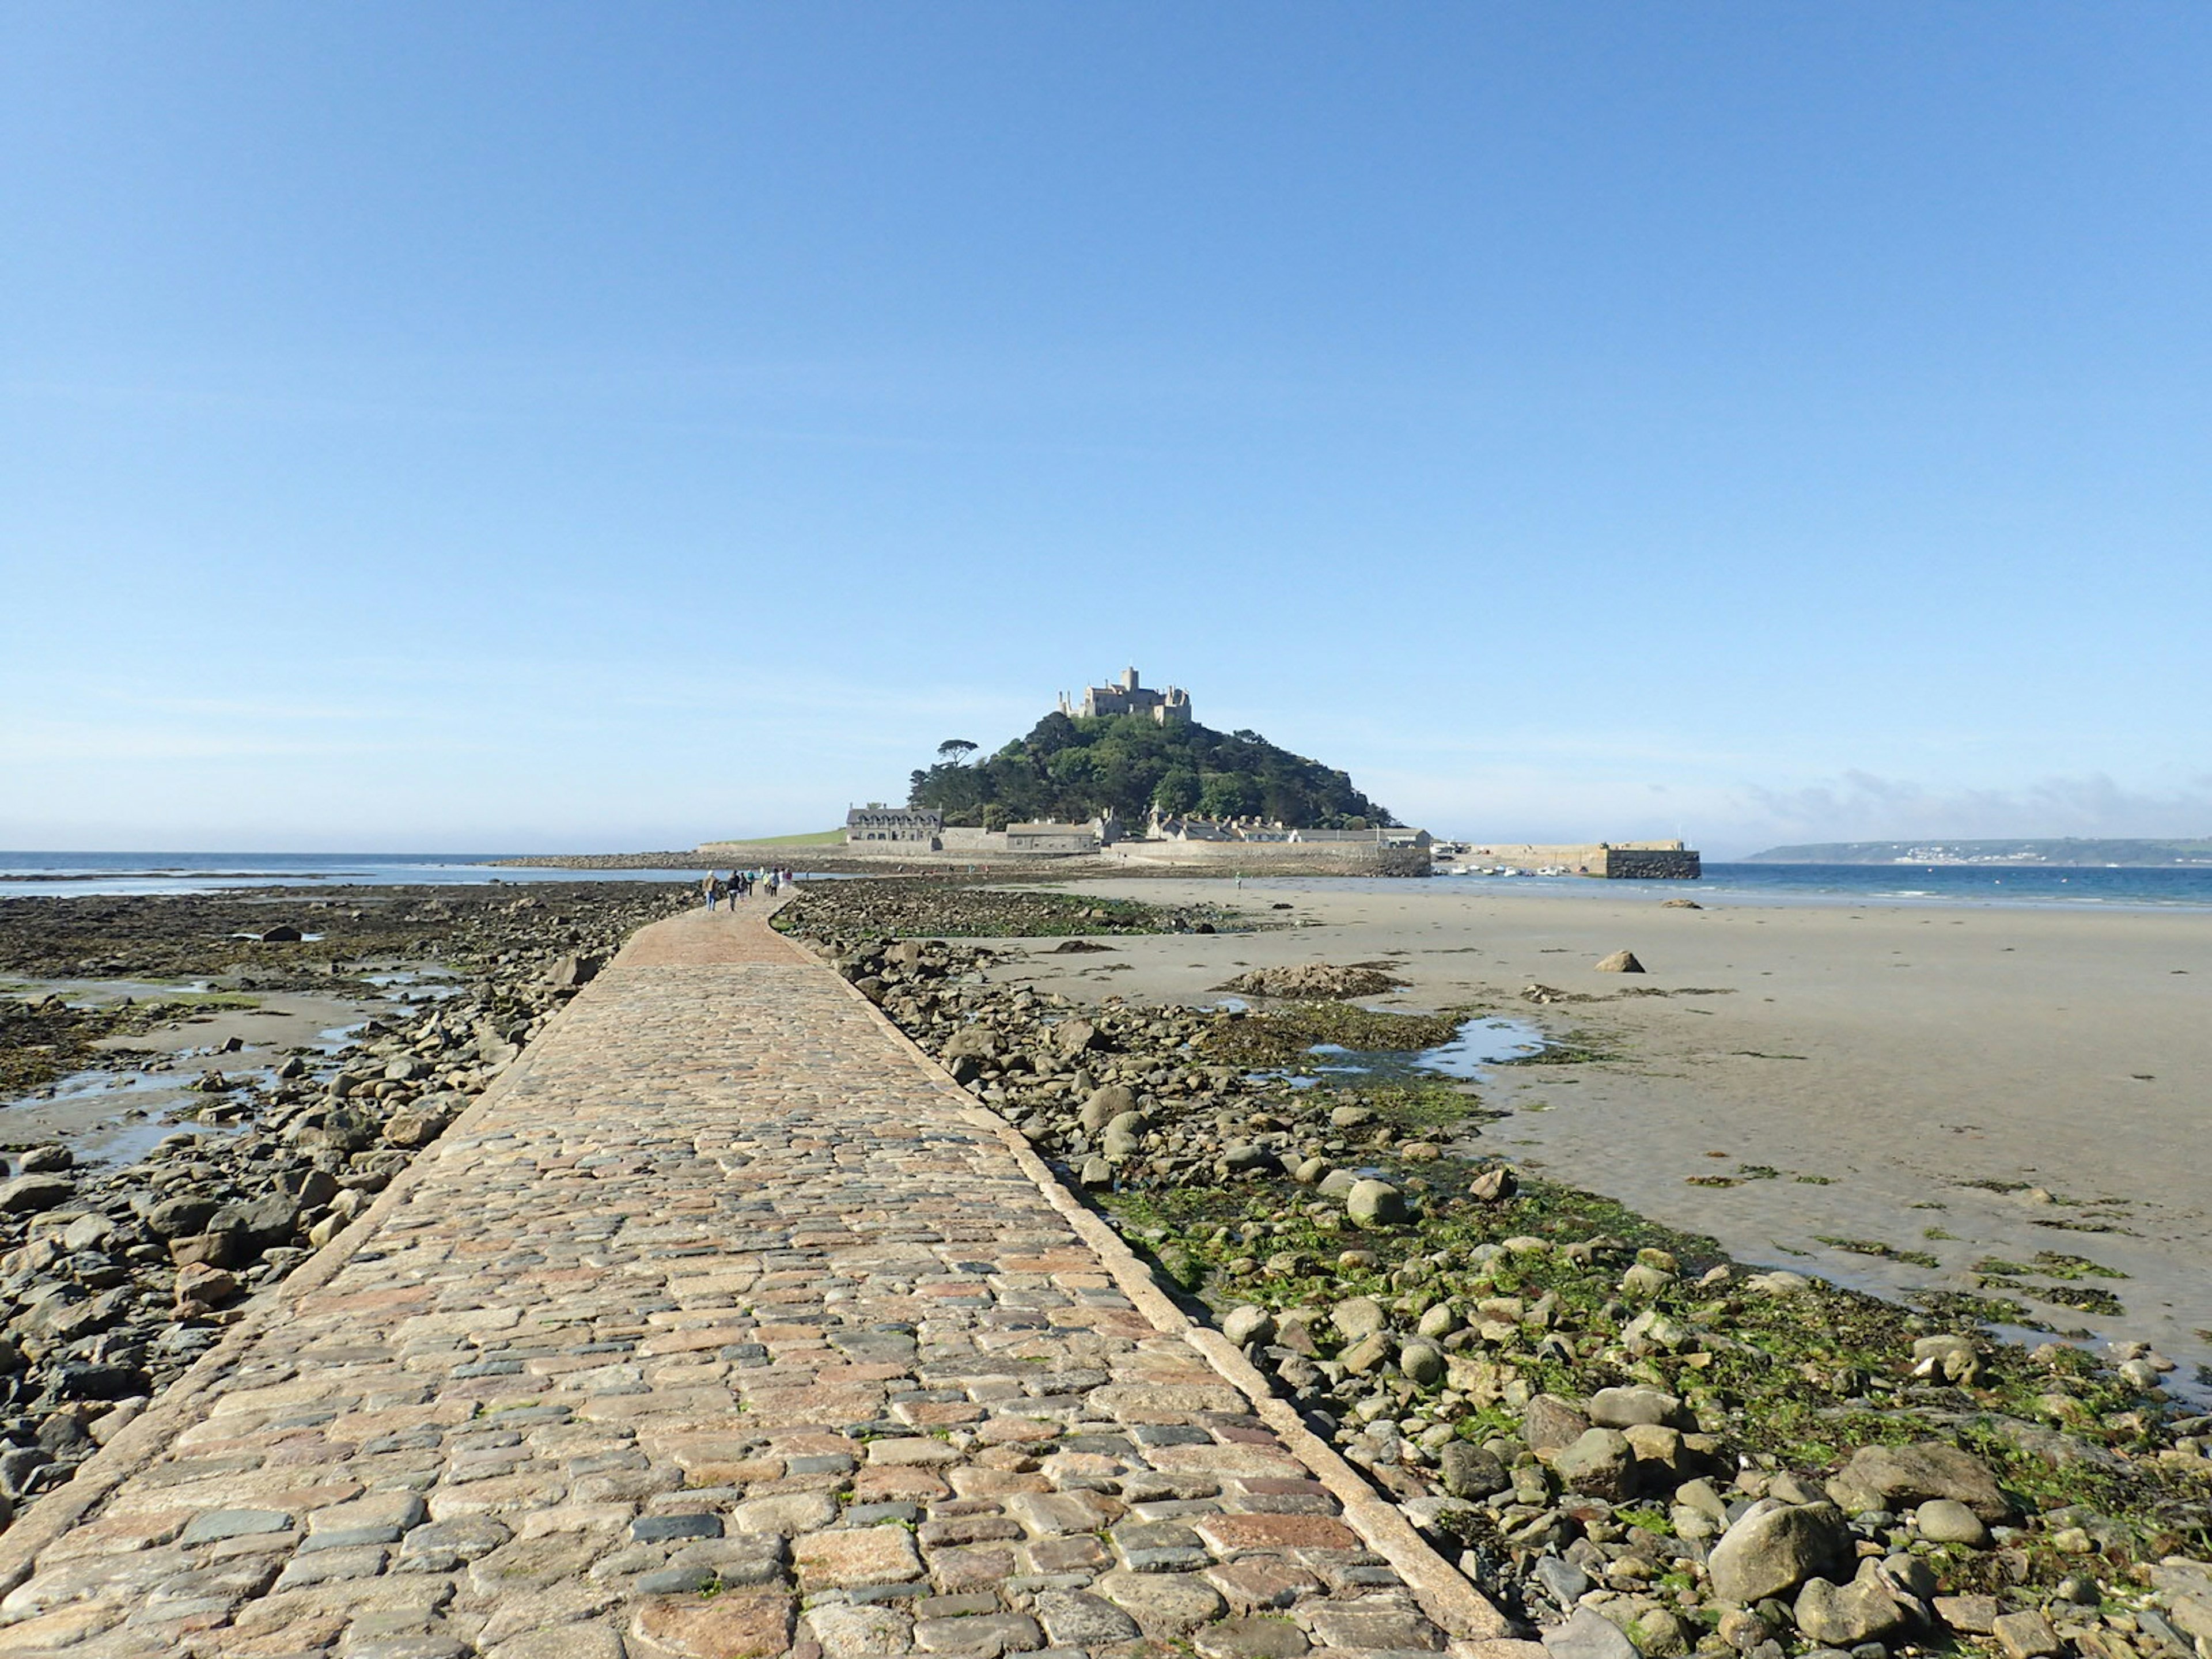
[0,881,690,1528]
[776,882,2212,1659]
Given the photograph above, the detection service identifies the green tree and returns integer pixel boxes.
[1153,768,1200,815]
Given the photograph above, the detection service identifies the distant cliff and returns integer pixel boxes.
[1743,838,2212,866]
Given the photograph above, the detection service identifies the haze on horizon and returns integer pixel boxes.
[5,3,2210,862]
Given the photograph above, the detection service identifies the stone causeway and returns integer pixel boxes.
[0,907,1522,1659]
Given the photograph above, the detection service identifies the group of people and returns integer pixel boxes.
[699,868,795,911]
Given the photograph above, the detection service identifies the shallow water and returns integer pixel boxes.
[1247,1013,1546,1089]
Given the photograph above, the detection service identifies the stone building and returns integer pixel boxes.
[844,804,943,844]
[1058,666,1192,725]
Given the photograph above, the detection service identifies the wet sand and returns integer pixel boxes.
[989,876,2212,1391]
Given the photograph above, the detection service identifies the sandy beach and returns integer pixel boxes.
[983,876,2212,1392]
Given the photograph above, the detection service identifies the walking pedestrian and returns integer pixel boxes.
[700,872,719,911]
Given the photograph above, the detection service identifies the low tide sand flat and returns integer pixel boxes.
[0,905,1514,1657]
[998,878,2212,1388]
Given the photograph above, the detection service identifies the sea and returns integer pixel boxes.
[0,853,707,899]
[4,853,2212,911]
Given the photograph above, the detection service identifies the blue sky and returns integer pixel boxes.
[5,3,2209,855]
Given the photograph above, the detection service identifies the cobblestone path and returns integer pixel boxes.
[0,908,1512,1659]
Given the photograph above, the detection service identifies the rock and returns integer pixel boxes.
[1399,1339,1445,1387]
[1911,1334,1986,1385]
[383,1107,452,1149]
[0,1175,74,1214]
[1341,1333,1395,1375]
[1745,1271,1812,1296]
[1033,1588,1139,1646]
[543,953,603,988]
[211,1194,299,1243]
[1439,1441,1509,1499]
[142,1193,221,1238]
[258,925,303,942]
[1094,1570,1224,1637]
[1346,1179,1407,1228]
[1522,1394,1592,1453]
[1331,1298,1388,1343]
[1707,1501,1854,1604]
[1543,1607,1642,1659]
[1551,1428,1637,1499]
[944,1025,1000,1064]
[1469,1166,1518,1203]
[1589,1387,1684,1429]
[1794,1563,1910,1647]
[1415,1302,1460,1340]
[291,1105,381,1154]
[1931,1596,1999,1634]
[1078,1157,1112,1188]
[1827,1442,2011,1522]
[1079,1084,1136,1131]
[1534,1555,1592,1608]
[1913,1499,1990,1546]
[1990,1609,2060,1659]
[1595,950,1645,974]
[17,1145,71,1174]
[1619,1262,1676,1298]
[1222,1306,1276,1348]
[1222,964,1407,998]
[173,1262,243,1319]
[1054,1018,1103,1057]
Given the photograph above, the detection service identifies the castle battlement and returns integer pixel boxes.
[1058,665,1192,725]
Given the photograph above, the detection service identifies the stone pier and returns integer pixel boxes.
[0,907,1521,1659]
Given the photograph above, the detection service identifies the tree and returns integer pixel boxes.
[1200,772,1260,819]
[937,738,978,764]
[1153,769,1200,815]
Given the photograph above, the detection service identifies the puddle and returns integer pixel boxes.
[1241,1016,1546,1091]
[1410,1017,1547,1078]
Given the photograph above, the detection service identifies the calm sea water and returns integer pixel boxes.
[1457,860,2212,911]
[6,853,2212,911]
[0,853,710,899]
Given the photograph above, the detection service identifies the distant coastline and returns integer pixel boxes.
[1745,836,2212,866]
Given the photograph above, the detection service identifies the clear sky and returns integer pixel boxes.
[5,3,2209,857]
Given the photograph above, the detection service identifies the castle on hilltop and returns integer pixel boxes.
[1058,666,1192,725]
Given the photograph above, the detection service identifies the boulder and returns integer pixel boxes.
[1706,1500,1853,1604]
[1438,1441,1509,1500]
[0,1176,74,1215]
[258,925,303,943]
[1331,1298,1388,1343]
[1398,1339,1445,1387]
[1054,1018,1103,1056]
[543,953,603,989]
[1222,1306,1275,1348]
[1914,1499,1990,1546]
[1595,950,1645,974]
[1990,1609,2061,1659]
[1521,1394,1591,1453]
[1542,1607,1641,1659]
[1551,1427,1637,1499]
[944,1025,999,1064]
[1469,1166,1518,1203]
[142,1194,220,1238]
[1079,1085,1136,1132]
[1827,1441,2011,1522]
[173,1263,243,1319]
[1794,1562,1911,1647]
[1346,1179,1406,1228]
[1589,1386,1684,1429]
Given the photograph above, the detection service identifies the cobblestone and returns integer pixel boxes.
[0,907,1486,1656]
